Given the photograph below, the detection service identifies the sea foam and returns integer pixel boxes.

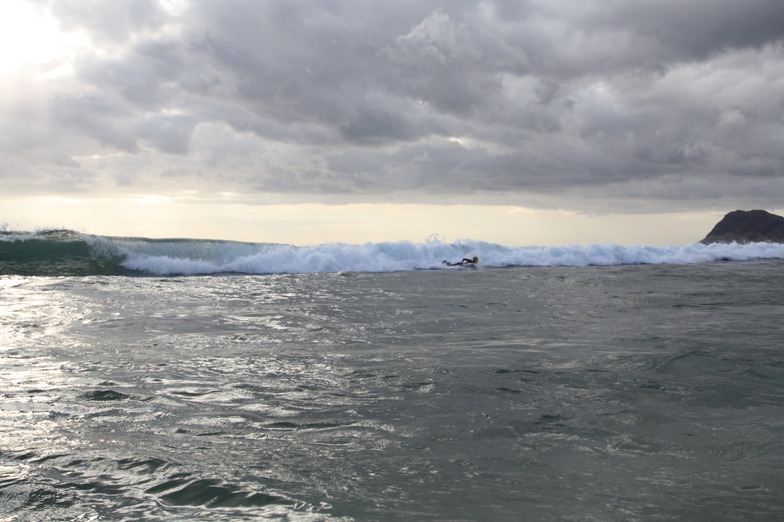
[4,228,784,275]
[92,236,784,275]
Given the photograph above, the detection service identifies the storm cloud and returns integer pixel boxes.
[4,0,784,211]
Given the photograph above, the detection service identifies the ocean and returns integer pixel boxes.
[2,229,784,520]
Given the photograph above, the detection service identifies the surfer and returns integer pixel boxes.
[442,256,478,267]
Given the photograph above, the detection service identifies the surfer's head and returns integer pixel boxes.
[472,256,478,263]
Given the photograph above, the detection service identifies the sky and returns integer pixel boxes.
[1,0,783,246]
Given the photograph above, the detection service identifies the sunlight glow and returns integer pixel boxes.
[133,195,175,205]
[0,0,89,79]
[0,195,730,247]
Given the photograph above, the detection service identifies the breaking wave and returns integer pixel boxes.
[2,228,784,276]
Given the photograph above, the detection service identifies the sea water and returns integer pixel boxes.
[2,231,784,520]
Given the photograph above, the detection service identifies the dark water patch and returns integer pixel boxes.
[144,475,191,494]
[644,349,784,406]
[10,451,38,461]
[17,488,77,510]
[348,370,377,379]
[264,421,352,431]
[233,383,272,393]
[170,388,217,397]
[79,389,130,401]
[265,421,299,430]
[30,453,71,464]
[0,475,25,488]
[639,380,669,391]
[157,478,289,508]
[495,368,540,375]
[597,409,633,418]
[535,414,568,427]
[54,479,125,495]
[312,438,353,446]
[116,457,169,475]
[65,458,99,468]
[401,381,437,392]
[654,351,720,373]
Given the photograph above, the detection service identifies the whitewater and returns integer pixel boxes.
[3,228,784,275]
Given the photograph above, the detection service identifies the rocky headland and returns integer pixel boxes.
[700,209,784,244]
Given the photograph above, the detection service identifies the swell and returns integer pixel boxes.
[0,229,131,276]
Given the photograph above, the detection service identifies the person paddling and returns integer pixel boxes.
[442,256,478,267]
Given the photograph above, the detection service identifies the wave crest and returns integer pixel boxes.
[2,229,784,276]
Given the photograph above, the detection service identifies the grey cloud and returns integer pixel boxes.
[77,40,186,108]
[592,0,784,59]
[508,0,784,75]
[340,108,416,144]
[138,114,197,154]
[42,0,166,46]
[6,0,784,210]
[52,92,140,153]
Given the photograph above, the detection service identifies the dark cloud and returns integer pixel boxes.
[593,0,784,59]
[77,40,186,108]
[51,92,140,153]
[3,0,784,209]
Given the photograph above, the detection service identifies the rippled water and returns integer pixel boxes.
[2,262,784,520]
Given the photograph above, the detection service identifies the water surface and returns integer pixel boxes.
[2,261,783,520]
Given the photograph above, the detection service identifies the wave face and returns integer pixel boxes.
[2,228,784,276]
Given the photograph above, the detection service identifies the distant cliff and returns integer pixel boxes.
[700,210,784,244]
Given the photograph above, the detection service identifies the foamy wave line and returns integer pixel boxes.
[109,239,784,275]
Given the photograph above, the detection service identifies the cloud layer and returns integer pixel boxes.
[3,0,784,211]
